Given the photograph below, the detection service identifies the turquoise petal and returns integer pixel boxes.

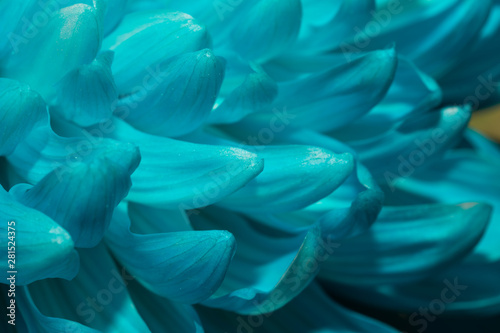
[105,204,235,303]
[298,0,375,53]
[228,0,302,61]
[182,129,355,213]
[1,3,102,100]
[102,10,210,94]
[197,282,399,333]
[247,48,397,132]
[127,279,204,333]
[127,202,193,233]
[438,0,500,106]
[192,207,325,315]
[367,0,491,77]
[53,51,118,127]
[17,287,100,333]
[208,65,278,124]
[376,132,500,315]
[338,105,471,182]
[352,57,442,136]
[259,162,384,239]
[26,243,150,332]
[0,186,79,285]
[12,138,140,248]
[6,123,138,186]
[219,146,354,213]
[102,0,129,35]
[0,79,46,156]
[0,1,33,58]
[110,118,264,209]
[119,49,225,137]
[319,202,492,285]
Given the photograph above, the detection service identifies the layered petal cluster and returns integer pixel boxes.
[0,1,499,333]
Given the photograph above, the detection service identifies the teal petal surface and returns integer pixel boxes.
[106,204,235,303]
[376,131,500,315]
[192,207,325,315]
[119,49,225,137]
[247,48,397,132]
[227,0,302,61]
[110,118,264,209]
[208,65,278,124]
[102,10,210,94]
[182,129,355,213]
[338,105,471,182]
[25,244,150,332]
[0,186,79,285]
[17,287,100,333]
[53,51,118,127]
[12,138,140,248]
[319,202,491,285]
[197,282,399,333]
[298,0,375,53]
[0,78,46,156]
[1,3,102,99]
[127,279,204,333]
[219,146,354,213]
[367,0,491,77]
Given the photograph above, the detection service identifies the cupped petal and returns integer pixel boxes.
[0,186,79,285]
[17,287,100,333]
[109,118,264,209]
[319,202,492,285]
[197,282,399,333]
[191,206,327,315]
[11,138,140,248]
[53,51,118,127]
[25,244,150,332]
[182,129,355,213]
[376,133,500,315]
[366,0,491,77]
[119,49,225,137]
[0,78,46,156]
[385,136,500,261]
[102,0,129,35]
[105,204,235,303]
[1,3,102,99]
[298,0,375,53]
[266,129,385,237]
[438,0,500,106]
[351,56,442,137]
[208,67,278,124]
[102,10,210,94]
[6,123,138,186]
[127,279,204,333]
[219,146,354,213]
[247,48,397,132]
[258,162,384,239]
[227,0,302,61]
[336,105,472,183]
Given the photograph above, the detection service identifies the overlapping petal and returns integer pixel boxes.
[0,78,46,156]
[105,204,236,303]
[118,48,225,137]
[1,3,102,99]
[23,244,150,332]
[319,202,491,285]
[10,138,140,248]
[0,186,78,285]
[102,10,210,94]
[197,282,399,333]
[53,51,118,127]
[192,206,326,315]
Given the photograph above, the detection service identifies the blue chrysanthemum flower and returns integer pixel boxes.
[0,1,499,332]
